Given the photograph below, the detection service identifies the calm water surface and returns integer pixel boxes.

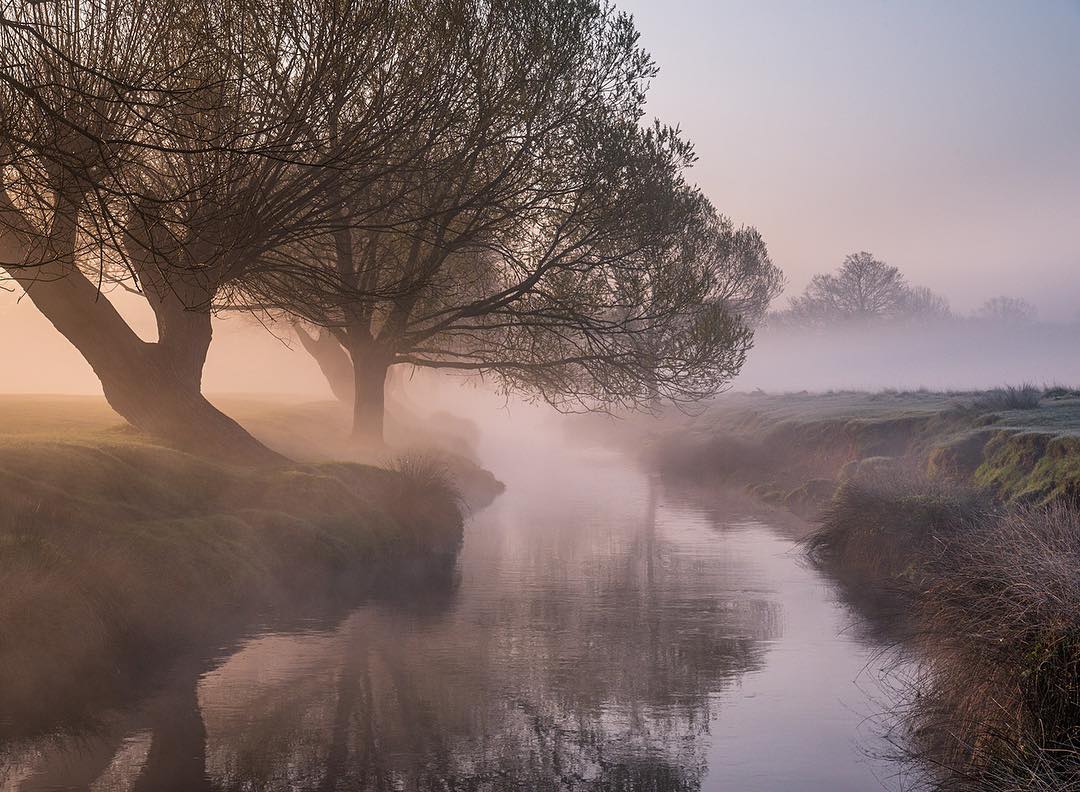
[1,441,901,791]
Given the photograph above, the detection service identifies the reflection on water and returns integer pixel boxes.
[0,444,898,791]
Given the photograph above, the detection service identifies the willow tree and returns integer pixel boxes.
[288,0,782,444]
[0,0,439,462]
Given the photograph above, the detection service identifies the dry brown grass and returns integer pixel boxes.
[902,504,1080,790]
[805,463,988,585]
[810,472,1080,789]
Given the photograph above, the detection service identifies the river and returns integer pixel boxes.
[1,440,902,791]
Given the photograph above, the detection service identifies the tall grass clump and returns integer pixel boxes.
[903,503,1080,790]
[388,454,464,549]
[806,464,988,585]
[972,385,1043,412]
[808,472,1080,789]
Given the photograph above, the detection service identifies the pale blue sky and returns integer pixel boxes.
[619,0,1080,318]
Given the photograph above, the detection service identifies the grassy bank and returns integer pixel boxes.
[210,395,506,509]
[592,387,1080,790]
[638,386,1080,513]
[809,469,1080,791]
[0,396,475,738]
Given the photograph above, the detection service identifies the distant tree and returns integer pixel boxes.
[776,252,948,326]
[786,252,906,323]
[900,285,952,319]
[976,296,1037,324]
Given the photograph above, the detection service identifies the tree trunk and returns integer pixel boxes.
[0,199,285,466]
[295,324,355,403]
[349,343,391,447]
[40,275,282,465]
[298,322,393,448]
[101,345,286,466]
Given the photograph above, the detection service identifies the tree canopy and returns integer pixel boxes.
[278,1,783,439]
[976,296,1037,324]
[0,0,782,456]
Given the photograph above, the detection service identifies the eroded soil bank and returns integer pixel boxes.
[596,388,1080,514]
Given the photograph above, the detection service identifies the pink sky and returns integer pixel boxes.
[620,0,1080,319]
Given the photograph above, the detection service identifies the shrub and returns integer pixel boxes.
[972,385,1042,412]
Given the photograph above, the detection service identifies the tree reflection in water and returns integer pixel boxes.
[3,466,790,791]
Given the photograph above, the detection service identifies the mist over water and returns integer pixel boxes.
[0,437,900,792]
[1,1,1076,788]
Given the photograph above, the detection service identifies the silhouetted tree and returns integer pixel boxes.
[2,0,780,453]
[776,251,948,326]
[900,285,952,319]
[976,295,1037,324]
[787,252,905,322]
[0,0,462,461]
[286,1,782,443]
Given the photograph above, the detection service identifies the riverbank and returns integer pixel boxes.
[0,396,493,739]
[592,387,1080,790]
[810,471,1080,791]
[629,386,1080,513]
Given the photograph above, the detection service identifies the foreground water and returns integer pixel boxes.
[1,441,901,791]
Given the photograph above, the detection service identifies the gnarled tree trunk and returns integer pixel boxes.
[101,340,286,466]
[0,197,285,466]
[294,324,355,404]
[348,340,392,447]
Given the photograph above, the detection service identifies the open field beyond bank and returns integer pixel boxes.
[635,387,1080,512]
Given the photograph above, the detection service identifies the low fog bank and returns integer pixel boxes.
[736,320,1080,393]
[7,286,1079,440]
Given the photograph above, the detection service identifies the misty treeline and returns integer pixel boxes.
[0,0,782,462]
[737,252,1075,392]
[771,251,1039,327]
